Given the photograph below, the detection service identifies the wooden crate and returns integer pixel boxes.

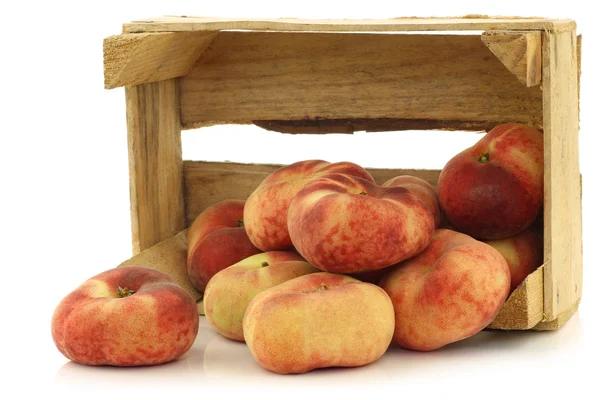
[105,16,582,331]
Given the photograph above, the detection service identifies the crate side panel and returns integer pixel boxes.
[183,161,440,226]
[542,29,582,321]
[180,32,543,129]
[533,302,579,331]
[104,31,218,89]
[124,16,575,33]
[487,264,544,330]
[126,79,186,254]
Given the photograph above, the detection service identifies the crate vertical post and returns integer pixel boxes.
[103,31,218,253]
[125,79,185,254]
[537,28,582,329]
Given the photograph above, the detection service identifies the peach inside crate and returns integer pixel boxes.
[105,15,582,331]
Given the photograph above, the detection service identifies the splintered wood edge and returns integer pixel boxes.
[118,229,202,304]
[481,31,541,87]
[122,16,576,33]
[487,264,544,330]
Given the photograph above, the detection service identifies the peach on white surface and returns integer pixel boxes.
[51,266,199,366]
[243,272,395,374]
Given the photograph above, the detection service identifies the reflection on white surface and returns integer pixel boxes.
[54,312,584,388]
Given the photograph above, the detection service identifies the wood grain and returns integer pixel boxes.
[126,79,186,254]
[179,32,543,129]
[118,229,202,304]
[183,161,441,226]
[104,31,217,89]
[533,302,579,331]
[123,16,575,33]
[487,264,544,330]
[541,29,582,323]
[252,119,494,134]
[481,31,541,87]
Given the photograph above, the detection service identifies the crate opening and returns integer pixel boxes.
[181,124,483,170]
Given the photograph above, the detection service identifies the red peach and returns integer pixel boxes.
[437,123,544,239]
[51,266,199,366]
[380,229,510,351]
[288,173,434,274]
[187,199,261,292]
[243,160,374,251]
[484,227,543,292]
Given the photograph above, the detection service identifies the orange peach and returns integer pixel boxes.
[51,266,199,366]
[382,175,441,228]
[187,199,261,292]
[437,123,544,239]
[204,251,318,341]
[288,173,435,274]
[380,229,510,351]
[243,272,394,374]
[243,160,374,251]
[484,227,543,292]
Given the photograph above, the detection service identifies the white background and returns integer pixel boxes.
[1,1,598,398]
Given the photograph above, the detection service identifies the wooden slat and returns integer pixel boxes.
[123,16,575,33]
[252,119,494,134]
[183,161,441,226]
[487,264,544,330]
[541,29,582,323]
[481,31,541,87]
[577,35,582,114]
[533,303,579,331]
[179,32,543,129]
[126,79,186,254]
[104,31,217,89]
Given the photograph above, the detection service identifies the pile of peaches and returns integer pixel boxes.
[51,123,544,375]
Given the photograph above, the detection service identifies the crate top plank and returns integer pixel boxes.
[123,16,575,33]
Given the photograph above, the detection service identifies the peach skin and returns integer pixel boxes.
[382,175,441,228]
[204,251,318,341]
[51,266,199,366]
[380,229,510,351]
[243,272,394,374]
[288,173,435,274]
[484,227,543,292]
[243,160,374,251]
[187,199,261,292]
[437,123,544,240]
